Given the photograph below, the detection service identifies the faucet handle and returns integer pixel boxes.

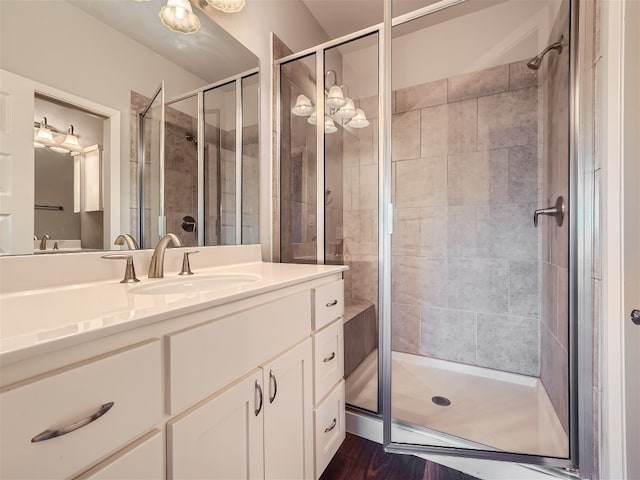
[102,254,140,283]
[179,250,199,276]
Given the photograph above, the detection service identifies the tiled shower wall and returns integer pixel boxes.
[389,60,541,376]
[539,0,570,433]
[342,96,379,307]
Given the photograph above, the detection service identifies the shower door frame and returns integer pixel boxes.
[275,0,592,472]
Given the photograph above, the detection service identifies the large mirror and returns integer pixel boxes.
[0,0,259,255]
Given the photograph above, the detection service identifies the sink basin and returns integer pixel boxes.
[129,273,261,295]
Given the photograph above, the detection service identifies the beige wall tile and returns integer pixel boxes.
[392,303,421,354]
[448,64,508,103]
[395,79,447,113]
[420,103,448,158]
[478,87,538,150]
[392,110,421,161]
[447,99,477,154]
[420,307,477,364]
[394,157,447,208]
[509,60,539,90]
[392,255,448,308]
[447,151,491,205]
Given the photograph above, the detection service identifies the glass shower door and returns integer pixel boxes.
[138,82,164,249]
[386,0,574,467]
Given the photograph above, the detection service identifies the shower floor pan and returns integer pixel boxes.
[346,350,568,458]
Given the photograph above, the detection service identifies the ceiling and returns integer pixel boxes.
[70,0,258,84]
[300,0,449,40]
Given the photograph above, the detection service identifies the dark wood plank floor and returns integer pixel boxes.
[320,434,479,480]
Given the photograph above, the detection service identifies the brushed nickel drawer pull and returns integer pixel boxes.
[31,402,114,443]
[324,418,337,433]
[269,370,278,404]
[254,381,263,416]
[326,299,338,307]
[323,352,336,363]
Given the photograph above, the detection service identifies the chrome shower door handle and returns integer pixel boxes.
[534,196,565,227]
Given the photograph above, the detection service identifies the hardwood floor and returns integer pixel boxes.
[320,434,479,480]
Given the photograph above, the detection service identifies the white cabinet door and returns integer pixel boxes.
[262,339,313,480]
[168,370,264,480]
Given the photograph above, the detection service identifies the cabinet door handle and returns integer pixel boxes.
[323,352,336,363]
[326,299,338,307]
[31,402,114,443]
[324,418,337,433]
[254,381,263,416]
[269,370,278,404]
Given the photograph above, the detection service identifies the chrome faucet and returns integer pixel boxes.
[114,233,139,250]
[148,233,183,278]
[39,234,50,250]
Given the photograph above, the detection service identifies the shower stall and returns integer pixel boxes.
[278,0,579,469]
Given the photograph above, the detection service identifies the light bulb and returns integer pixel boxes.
[159,0,201,34]
[335,98,356,119]
[348,108,370,128]
[292,95,314,116]
[324,115,337,134]
[62,125,80,148]
[326,85,346,109]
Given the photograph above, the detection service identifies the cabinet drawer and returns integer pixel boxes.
[314,380,345,479]
[312,280,344,330]
[167,291,311,414]
[313,320,344,404]
[74,429,164,480]
[0,340,162,479]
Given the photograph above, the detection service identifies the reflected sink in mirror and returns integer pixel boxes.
[130,273,261,296]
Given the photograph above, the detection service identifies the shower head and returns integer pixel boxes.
[527,35,565,70]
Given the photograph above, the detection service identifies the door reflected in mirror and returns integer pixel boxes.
[33,95,107,254]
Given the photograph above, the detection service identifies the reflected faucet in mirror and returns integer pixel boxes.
[114,234,139,250]
[39,235,50,251]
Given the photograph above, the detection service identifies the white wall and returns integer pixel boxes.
[0,0,210,240]
[200,0,330,260]
[342,0,557,97]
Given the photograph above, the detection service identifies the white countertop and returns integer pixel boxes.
[0,247,347,363]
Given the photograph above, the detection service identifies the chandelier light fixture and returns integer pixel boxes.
[290,70,370,134]
[159,0,201,34]
[205,0,246,13]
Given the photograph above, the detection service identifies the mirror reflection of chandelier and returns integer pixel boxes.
[291,70,370,133]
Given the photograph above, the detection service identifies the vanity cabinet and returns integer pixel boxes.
[0,269,345,480]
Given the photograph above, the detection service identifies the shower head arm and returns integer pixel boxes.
[527,35,567,69]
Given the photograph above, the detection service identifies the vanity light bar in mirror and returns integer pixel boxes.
[33,121,83,155]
